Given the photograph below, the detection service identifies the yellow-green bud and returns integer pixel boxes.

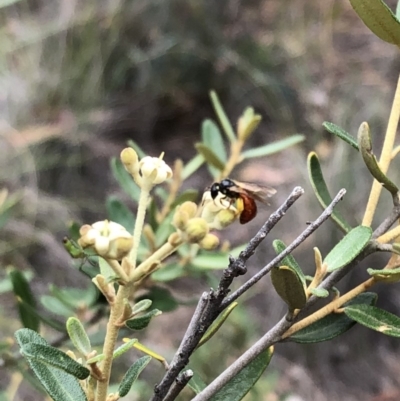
[179,201,198,218]
[120,148,139,175]
[172,209,189,230]
[214,209,237,229]
[168,232,182,246]
[185,218,209,243]
[199,233,220,250]
[237,107,262,141]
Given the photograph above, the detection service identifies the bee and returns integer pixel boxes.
[210,178,276,224]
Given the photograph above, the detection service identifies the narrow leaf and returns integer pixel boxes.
[131,299,153,315]
[344,304,400,337]
[22,343,90,380]
[155,211,174,248]
[273,240,306,286]
[188,369,207,394]
[349,0,400,45]
[322,122,359,150]
[367,267,400,282]
[271,266,307,310]
[209,90,235,142]
[19,358,87,401]
[106,196,135,232]
[10,269,40,331]
[15,328,48,347]
[118,356,152,397]
[358,122,399,195]
[289,292,377,343]
[110,157,140,201]
[209,347,274,401]
[309,288,329,298]
[202,119,227,162]
[125,309,162,331]
[197,302,238,348]
[41,295,74,317]
[191,253,229,270]
[307,152,352,233]
[151,263,185,282]
[195,143,225,171]
[182,154,205,180]
[324,226,372,272]
[241,135,305,159]
[136,286,178,312]
[66,317,91,355]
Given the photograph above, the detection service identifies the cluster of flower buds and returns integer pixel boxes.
[200,190,241,229]
[120,148,173,189]
[78,221,134,260]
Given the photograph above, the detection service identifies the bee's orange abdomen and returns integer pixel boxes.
[239,194,258,224]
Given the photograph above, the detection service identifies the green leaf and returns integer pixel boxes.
[397,0,400,19]
[197,302,238,348]
[106,196,135,232]
[155,211,174,248]
[324,226,372,272]
[67,221,81,242]
[15,328,48,347]
[9,269,40,331]
[367,267,400,282]
[289,292,377,343]
[41,295,75,317]
[49,285,98,310]
[241,135,305,159]
[202,119,227,163]
[98,258,116,282]
[358,122,399,195]
[171,190,199,208]
[309,288,329,298]
[66,317,91,355]
[271,266,307,310]
[110,157,140,201]
[209,90,236,142]
[118,356,152,397]
[16,298,65,332]
[182,154,205,180]
[0,270,33,294]
[22,343,90,380]
[195,143,225,173]
[209,347,274,401]
[307,152,352,233]
[188,369,207,394]
[191,253,229,270]
[349,0,400,45]
[86,339,139,364]
[151,263,185,282]
[131,299,153,315]
[15,331,88,401]
[272,240,306,286]
[344,304,400,337]
[125,309,162,331]
[136,287,179,312]
[322,122,359,150]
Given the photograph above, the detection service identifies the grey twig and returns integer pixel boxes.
[149,187,304,401]
[221,188,347,310]
[163,370,194,401]
[372,193,400,239]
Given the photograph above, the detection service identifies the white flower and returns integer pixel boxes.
[139,156,173,185]
[78,220,134,260]
[200,191,239,228]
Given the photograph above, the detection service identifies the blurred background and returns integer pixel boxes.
[1,0,400,400]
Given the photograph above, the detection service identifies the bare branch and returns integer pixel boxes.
[162,370,193,401]
[221,188,347,310]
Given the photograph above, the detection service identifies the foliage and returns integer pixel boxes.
[4,1,400,401]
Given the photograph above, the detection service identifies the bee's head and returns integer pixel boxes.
[210,183,220,199]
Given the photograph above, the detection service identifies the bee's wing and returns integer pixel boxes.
[231,180,276,204]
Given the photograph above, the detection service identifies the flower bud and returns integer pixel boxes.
[237,107,262,141]
[78,220,134,260]
[120,148,139,176]
[199,233,220,250]
[172,209,190,230]
[213,209,237,229]
[139,155,173,185]
[185,218,209,243]
[179,201,198,218]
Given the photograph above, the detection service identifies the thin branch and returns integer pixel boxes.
[190,313,293,401]
[162,370,194,401]
[149,187,304,401]
[221,188,347,310]
[372,194,400,239]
